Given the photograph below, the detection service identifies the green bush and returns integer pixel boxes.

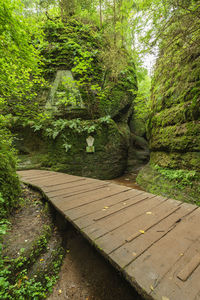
[0,128,21,217]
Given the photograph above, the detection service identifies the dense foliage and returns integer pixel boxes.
[0,125,20,218]
[0,0,45,118]
[1,0,200,298]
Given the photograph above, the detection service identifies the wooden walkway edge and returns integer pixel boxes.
[17,170,200,300]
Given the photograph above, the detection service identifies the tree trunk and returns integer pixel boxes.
[113,0,116,46]
[100,0,102,28]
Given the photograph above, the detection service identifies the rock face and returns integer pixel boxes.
[42,121,130,180]
[45,70,84,113]
[137,10,200,203]
[149,110,200,171]
[127,115,149,173]
[41,19,137,119]
[15,18,138,180]
[16,120,130,180]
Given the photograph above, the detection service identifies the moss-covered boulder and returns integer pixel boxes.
[15,118,130,179]
[13,18,138,180]
[37,118,130,179]
[138,7,200,203]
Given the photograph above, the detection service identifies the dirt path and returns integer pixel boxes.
[48,226,142,300]
[109,172,144,190]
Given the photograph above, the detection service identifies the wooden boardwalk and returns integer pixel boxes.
[18,170,200,300]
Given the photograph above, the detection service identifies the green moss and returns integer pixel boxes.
[129,116,146,137]
[9,225,52,276]
[41,18,137,119]
[137,164,200,206]
[141,9,200,204]
[150,151,200,171]
[150,101,200,129]
[150,121,200,151]
[40,119,130,179]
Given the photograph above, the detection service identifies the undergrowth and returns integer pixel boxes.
[0,193,63,299]
[153,165,198,187]
[32,115,113,153]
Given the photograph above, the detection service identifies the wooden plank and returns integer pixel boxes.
[109,202,196,268]
[41,179,89,193]
[20,171,86,184]
[45,181,110,198]
[125,208,200,297]
[73,192,156,229]
[22,174,61,181]
[92,198,181,254]
[153,238,200,300]
[27,176,85,187]
[28,173,101,184]
[83,195,168,241]
[19,172,58,180]
[24,174,78,183]
[64,189,144,221]
[50,184,130,213]
[18,170,53,178]
[47,182,109,199]
[177,253,200,281]
[17,170,49,175]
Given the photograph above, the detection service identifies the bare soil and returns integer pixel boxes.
[2,185,51,259]
[48,226,142,300]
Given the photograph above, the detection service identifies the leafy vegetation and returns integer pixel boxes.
[0,0,45,118]
[153,165,197,187]
[0,0,200,298]
[0,126,20,218]
[0,194,63,300]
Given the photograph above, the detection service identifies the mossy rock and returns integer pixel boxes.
[41,120,130,180]
[147,10,200,190]
[129,116,146,137]
[149,121,200,151]
[40,18,137,120]
[17,154,48,170]
[150,151,200,171]
[12,126,47,155]
[150,101,200,129]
